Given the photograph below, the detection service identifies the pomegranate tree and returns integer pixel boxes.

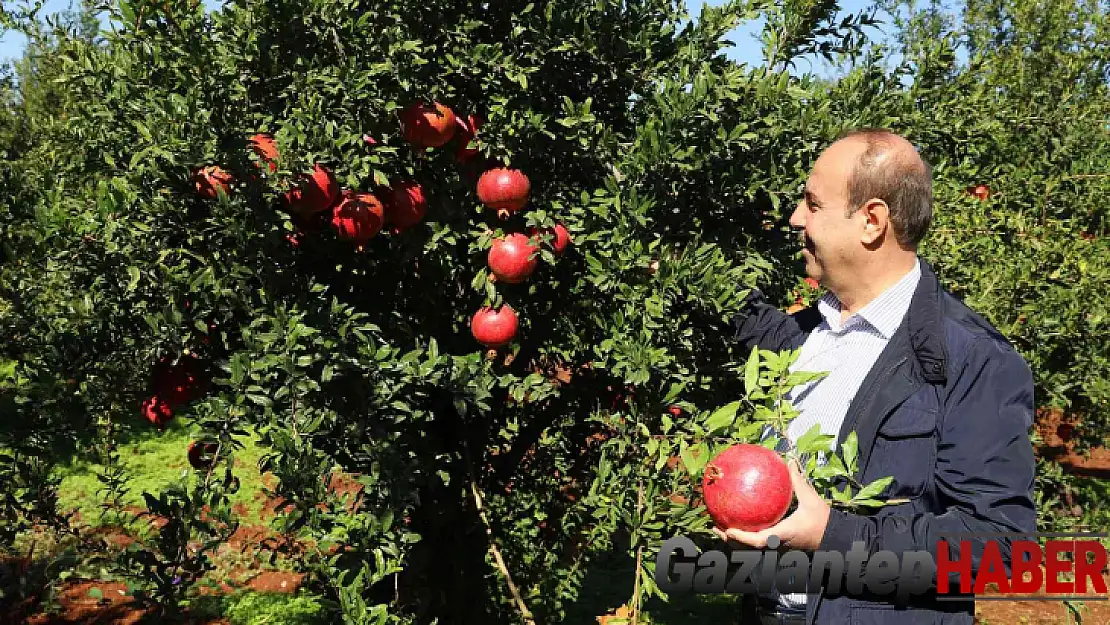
[702,444,793,532]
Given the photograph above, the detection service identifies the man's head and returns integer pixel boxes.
[789,128,933,289]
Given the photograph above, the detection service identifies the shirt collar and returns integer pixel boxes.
[816,259,922,338]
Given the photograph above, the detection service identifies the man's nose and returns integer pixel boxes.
[788,200,806,229]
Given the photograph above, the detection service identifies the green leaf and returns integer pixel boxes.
[852,476,894,502]
[744,346,760,395]
[704,400,741,434]
[126,267,140,291]
[839,432,858,472]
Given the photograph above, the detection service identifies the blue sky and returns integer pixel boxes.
[0,0,892,72]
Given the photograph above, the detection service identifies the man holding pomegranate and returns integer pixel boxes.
[723,129,1036,625]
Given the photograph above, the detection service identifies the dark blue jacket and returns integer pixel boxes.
[731,259,1037,625]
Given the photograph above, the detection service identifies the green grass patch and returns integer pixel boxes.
[54,421,270,527]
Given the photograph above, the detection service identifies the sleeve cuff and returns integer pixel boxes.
[818,508,861,554]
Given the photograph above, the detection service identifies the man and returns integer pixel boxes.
[720,129,1037,625]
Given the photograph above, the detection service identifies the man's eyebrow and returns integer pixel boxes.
[804,188,820,205]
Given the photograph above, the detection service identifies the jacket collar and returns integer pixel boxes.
[795,257,948,384]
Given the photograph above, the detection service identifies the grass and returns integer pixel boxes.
[53,420,271,527]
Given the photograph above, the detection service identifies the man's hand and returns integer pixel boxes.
[711,458,831,551]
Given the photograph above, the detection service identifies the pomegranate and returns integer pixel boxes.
[471,305,519,348]
[142,395,174,428]
[249,134,279,172]
[968,184,991,201]
[477,168,530,218]
[283,164,340,216]
[187,441,219,470]
[530,223,571,255]
[400,101,457,148]
[702,443,793,532]
[488,233,539,283]
[193,165,233,199]
[331,190,385,243]
[668,405,683,417]
[804,277,819,289]
[454,114,482,163]
[384,181,427,231]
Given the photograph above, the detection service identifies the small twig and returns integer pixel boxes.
[631,480,645,625]
[463,440,536,625]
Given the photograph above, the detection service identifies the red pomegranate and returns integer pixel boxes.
[471,306,519,348]
[702,443,793,532]
[804,277,819,289]
[454,114,482,163]
[477,168,530,218]
[331,190,385,243]
[142,395,174,428]
[385,181,427,231]
[668,405,683,417]
[249,133,279,172]
[400,101,457,148]
[530,223,571,255]
[193,165,233,199]
[283,164,340,216]
[488,233,539,283]
[187,441,219,470]
[968,184,991,201]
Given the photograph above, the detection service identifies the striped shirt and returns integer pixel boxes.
[772,258,922,610]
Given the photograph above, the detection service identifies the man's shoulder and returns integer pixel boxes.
[937,288,1030,374]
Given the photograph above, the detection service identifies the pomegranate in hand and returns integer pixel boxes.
[702,443,793,532]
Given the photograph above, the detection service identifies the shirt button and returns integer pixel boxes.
[931,363,941,373]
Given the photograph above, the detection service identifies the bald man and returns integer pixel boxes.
[722,129,1037,625]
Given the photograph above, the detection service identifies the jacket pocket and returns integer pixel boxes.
[867,408,938,498]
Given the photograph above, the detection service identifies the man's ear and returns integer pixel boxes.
[858,198,890,246]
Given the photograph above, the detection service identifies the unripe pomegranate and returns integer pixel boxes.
[187,441,218,470]
[249,133,279,172]
[331,190,385,243]
[142,395,174,428]
[385,181,427,231]
[529,223,571,255]
[400,101,457,148]
[702,444,793,532]
[477,168,530,218]
[193,165,233,199]
[283,164,340,216]
[488,233,539,283]
[471,306,519,348]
